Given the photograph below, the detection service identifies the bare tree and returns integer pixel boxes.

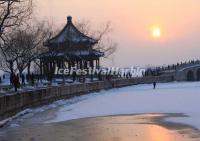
[1,21,52,76]
[0,0,32,41]
[75,20,117,58]
[0,0,33,74]
[0,32,18,73]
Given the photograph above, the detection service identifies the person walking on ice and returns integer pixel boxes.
[153,81,157,89]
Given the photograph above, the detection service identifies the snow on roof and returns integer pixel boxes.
[46,16,98,46]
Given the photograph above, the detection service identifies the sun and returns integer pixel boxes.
[152,27,161,38]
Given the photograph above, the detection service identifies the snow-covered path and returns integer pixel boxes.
[44,81,200,130]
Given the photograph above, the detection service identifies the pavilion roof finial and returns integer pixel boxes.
[67,16,72,24]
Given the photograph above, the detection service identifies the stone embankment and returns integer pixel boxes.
[0,75,173,121]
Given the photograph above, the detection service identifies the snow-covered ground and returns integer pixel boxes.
[43,81,200,130]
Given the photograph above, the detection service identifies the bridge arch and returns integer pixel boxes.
[187,70,195,81]
[175,64,200,81]
[196,69,200,81]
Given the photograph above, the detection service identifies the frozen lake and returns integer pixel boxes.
[2,81,200,131]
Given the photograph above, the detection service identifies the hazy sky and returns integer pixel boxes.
[35,0,200,67]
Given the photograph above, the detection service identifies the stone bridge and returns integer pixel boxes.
[175,64,200,81]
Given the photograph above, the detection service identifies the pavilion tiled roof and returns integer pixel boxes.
[44,16,98,46]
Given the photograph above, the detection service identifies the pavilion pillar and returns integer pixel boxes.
[90,60,94,69]
[48,61,50,73]
[42,61,46,77]
[90,60,94,81]
[80,60,83,69]
[84,61,87,69]
[72,61,75,67]
[50,61,53,73]
[76,61,79,69]
[48,62,51,74]
[40,59,43,75]
[68,61,71,70]
[61,61,63,69]
[57,60,61,69]
[43,61,45,75]
[96,59,98,69]
[61,60,65,69]
[46,62,48,74]
[44,62,48,76]
[97,58,100,69]
[53,61,56,72]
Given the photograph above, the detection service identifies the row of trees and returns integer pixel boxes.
[0,0,38,76]
[0,0,117,80]
[0,21,53,75]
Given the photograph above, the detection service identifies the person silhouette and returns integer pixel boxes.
[153,81,156,89]
[13,74,20,92]
[31,73,35,86]
[21,74,25,86]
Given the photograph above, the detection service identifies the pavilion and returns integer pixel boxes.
[40,16,104,76]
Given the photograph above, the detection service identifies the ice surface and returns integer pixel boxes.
[45,81,200,130]
[2,81,200,130]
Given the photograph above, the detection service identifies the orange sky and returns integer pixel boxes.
[35,0,200,67]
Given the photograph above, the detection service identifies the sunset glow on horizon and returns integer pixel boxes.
[35,0,200,67]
